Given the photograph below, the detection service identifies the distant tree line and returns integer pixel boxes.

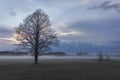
[0,51,28,56]
[41,52,66,56]
[0,51,66,56]
[76,52,89,56]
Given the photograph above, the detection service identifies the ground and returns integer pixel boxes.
[0,58,120,80]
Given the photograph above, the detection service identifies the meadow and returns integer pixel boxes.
[0,56,120,80]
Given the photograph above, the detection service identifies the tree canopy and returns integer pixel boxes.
[15,9,58,64]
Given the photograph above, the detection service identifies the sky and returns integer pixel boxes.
[0,0,120,54]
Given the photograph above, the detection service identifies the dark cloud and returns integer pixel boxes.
[54,17,120,54]
[0,25,13,37]
[88,1,120,13]
[67,18,120,42]
[0,25,15,51]
[10,11,16,16]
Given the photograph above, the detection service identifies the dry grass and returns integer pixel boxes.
[0,59,120,80]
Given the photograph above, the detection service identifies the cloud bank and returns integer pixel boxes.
[88,1,120,13]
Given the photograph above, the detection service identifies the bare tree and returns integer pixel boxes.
[15,9,58,64]
[98,51,104,61]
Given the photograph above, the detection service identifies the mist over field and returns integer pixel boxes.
[0,55,120,61]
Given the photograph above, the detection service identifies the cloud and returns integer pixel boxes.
[9,11,17,16]
[0,25,13,37]
[58,17,120,42]
[0,25,16,51]
[0,37,15,43]
[36,0,90,7]
[0,25,15,51]
[0,0,120,53]
[54,21,88,42]
[0,24,15,44]
[88,0,120,13]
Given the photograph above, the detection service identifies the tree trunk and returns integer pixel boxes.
[34,46,39,64]
[34,24,39,64]
[34,53,38,64]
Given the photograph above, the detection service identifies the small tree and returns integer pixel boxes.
[98,51,103,61]
[15,9,58,64]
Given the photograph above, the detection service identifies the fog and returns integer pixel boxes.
[0,56,120,60]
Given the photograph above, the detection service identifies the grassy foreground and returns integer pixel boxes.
[0,60,120,80]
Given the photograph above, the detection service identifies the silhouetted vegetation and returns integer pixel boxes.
[0,51,66,56]
[15,9,58,64]
[76,52,88,56]
[0,51,28,56]
[98,51,104,61]
[41,52,66,56]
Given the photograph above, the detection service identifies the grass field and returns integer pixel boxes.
[0,58,120,80]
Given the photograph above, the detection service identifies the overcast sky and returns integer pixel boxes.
[0,0,120,54]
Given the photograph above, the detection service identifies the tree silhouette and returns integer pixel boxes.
[15,9,58,64]
[98,51,103,61]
